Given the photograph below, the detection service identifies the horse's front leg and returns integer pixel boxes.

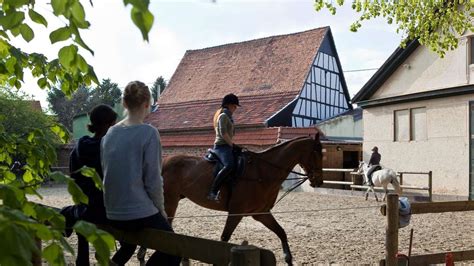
[221,215,243,242]
[252,213,293,265]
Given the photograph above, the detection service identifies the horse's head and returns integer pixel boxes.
[299,133,324,187]
[356,161,366,175]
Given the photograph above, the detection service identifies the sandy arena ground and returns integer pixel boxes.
[34,184,474,265]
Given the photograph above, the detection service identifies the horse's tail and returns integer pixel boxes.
[390,171,403,195]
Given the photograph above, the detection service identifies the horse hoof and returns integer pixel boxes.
[137,247,146,261]
[181,258,190,266]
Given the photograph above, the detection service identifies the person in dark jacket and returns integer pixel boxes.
[366,146,381,186]
[68,104,117,265]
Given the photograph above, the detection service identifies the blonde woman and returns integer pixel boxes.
[101,81,180,265]
[207,93,240,201]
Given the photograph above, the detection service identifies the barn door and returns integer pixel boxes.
[470,102,474,200]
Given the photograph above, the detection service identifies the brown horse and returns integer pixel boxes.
[163,133,323,265]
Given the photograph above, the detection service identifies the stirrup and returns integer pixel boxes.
[207,191,220,201]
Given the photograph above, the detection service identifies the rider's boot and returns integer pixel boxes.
[367,174,374,186]
[207,167,232,201]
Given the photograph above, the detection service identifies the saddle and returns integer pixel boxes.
[367,165,382,185]
[204,147,246,183]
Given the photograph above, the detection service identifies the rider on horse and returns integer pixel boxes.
[366,146,381,186]
[207,93,240,201]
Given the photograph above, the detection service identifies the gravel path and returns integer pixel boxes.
[33,184,474,265]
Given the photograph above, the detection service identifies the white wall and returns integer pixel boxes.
[373,37,471,99]
[363,95,473,196]
[317,115,362,139]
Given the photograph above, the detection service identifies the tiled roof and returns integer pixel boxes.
[158,27,328,105]
[160,126,322,147]
[148,27,328,130]
[147,93,297,131]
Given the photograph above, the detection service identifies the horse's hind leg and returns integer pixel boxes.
[221,215,243,242]
[373,187,379,202]
[253,213,293,265]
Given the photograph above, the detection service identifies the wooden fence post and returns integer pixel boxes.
[428,171,433,202]
[230,245,260,266]
[386,193,399,266]
[399,173,403,186]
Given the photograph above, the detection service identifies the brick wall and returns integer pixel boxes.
[53,143,74,174]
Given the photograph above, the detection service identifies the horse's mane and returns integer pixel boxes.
[256,136,311,154]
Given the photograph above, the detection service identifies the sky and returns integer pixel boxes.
[14,0,404,110]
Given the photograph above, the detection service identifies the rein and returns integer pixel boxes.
[251,155,309,177]
[250,154,310,206]
[274,177,308,206]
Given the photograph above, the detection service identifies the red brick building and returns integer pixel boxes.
[147,27,361,183]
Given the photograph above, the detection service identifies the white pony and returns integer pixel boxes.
[356,161,402,201]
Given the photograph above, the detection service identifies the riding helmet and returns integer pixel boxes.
[221,93,240,107]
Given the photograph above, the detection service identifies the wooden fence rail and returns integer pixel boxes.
[380,194,474,265]
[33,205,276,266]
[100,225,276,265]
[322,169,433,201]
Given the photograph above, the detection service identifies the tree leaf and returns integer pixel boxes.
[79,166,103,190]
[74,221,114,265]
[0,222,39,265]
[123,0,150,11]
[75,54,89,73]
[74,34,94,55]
[48,171,70,183]
[28,9,48,27]
[19,24,34,42]
[51,0,67,16]
[58,45,78,70]
[130,7,154,42]
[43,242,65,265]
[49,27,71,44]
[67,179,88,205]
[35,224,53,241]
[0,11,25,30]
[71,1,86,23]
[37,77,47,88]
[4,0,30,8]
[59,237,75,255]
[22,170,33,183]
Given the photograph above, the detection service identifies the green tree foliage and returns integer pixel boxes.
[47,79,122,131]
[314,0,474,57]
[0,89,114,266]
[150,76,167,104]
[47,86,91,131]
[90,78,122,107]
[1,0,155,265]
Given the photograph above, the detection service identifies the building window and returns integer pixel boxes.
[394,107,427,142]
[394,109,409,141]
[411,107,427,140]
